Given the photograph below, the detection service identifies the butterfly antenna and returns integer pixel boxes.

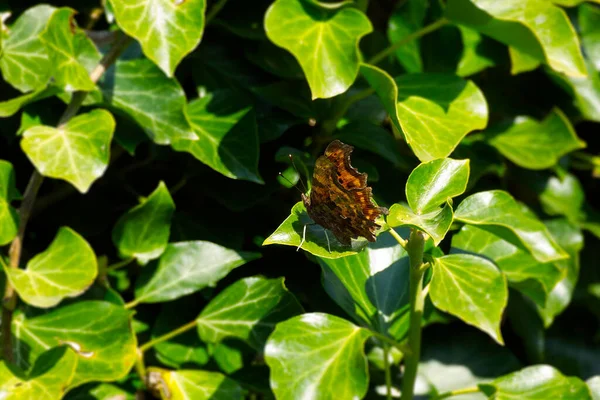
[288,154,308,193]
[278,172,303,194]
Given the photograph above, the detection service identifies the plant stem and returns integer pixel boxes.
[0,31,132,362]
[388,228,408,249]
[134,348,147,385]
[139,320,197,353]
[383,345,393,400]
[401,229,426,400]
[371,331,411,356]
[431,386,480,400]
[368,18,449,65]
[206,0,229,23]
[106,257,135,272]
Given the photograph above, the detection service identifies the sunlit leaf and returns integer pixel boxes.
[112,181,175,264]
[21,109,115,193]
[455,190,568,262]
[5,227,97,308]
[549,64,600,123]
[264,0,372,99]
[265,313,371,400]
[0,5,54,92]
[0,160,18,245]
[0,86,58,118]
[579,4,600,71]
[147,368,242,400]
[388,203,453,246]
[133,241,260,304]
[588,376,600,400]
[13,301,137,387]
[109,0,206,76]
[457,26,496,77]
[430,254,508,344]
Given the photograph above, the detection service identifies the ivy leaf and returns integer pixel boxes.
[172,90,263,184]
[40,8,101,92]
[549,64,600,123]
[263,201,369,258]
[0,5,54,92]
[588,376,600,400]
[264,0,372,99]
[0,86,58,118]
[100,59,197,145]
[446,0,587,77]
[580,4,600,71]
[0,160,19,245]
[4,227,97,308]
[265,313,372,400]
[147,368,242,400]
[0,347,77,400]
[406,158,470,214]
[108,0,206,76]
[317,232,411,340]
[21,109,115,193]
[387,0,427,72]
[430,254,508,344]
[479,365,591,399]
[487,109,585,170]
[196,277,302,350]
[457,26,497,77]
[133,241,260,305]
[539,173,584,222]
[455,190,568,263]
[451,225,564,307]
[388,203,453,246]
[13,301,137,387]
[112,182,175,264]
[360,65,488,162]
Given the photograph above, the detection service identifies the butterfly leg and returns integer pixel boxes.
[297,224,308,251]
[322,228,331,253]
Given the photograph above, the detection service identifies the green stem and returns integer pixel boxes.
[388,228,408,249]
[401,229,426,400]
[206,0,229,23]
[139,319,197,353]
[431,386,480,400]
[371,331,411,356]
[106,257,134,272]
[368,18,449,65]
[134,348,147,386]
[383,345,393,400]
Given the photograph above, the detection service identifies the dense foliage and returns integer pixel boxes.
[0,0,599,399]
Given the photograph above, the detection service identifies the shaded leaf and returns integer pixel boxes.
[112,181,175,264]
[109,0,206,76]
[387,0,426,72]
[488,109,585,170]
[264,0,372,99]
[265,313,371,400]
[539,173,584,222]
[148,368,242,400]
[580,4,600,71]
[0,160,18,245]
[21,109,115,193]
[335,121,405,168]
[13,301,137,387]
[455,190,568,262]
[457,26,497,77]
[173,90,263,184]
[0,86,58,118]
[133,241,260,304]
[197,276,302,350]
[430,254,508,344]
[549,63,600,123]
[5,227,97,308]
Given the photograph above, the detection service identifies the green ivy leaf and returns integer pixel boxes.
[40,8,101,92]
[487,109,585,170]
[263,201,370,258]
[112,182,175,264]
[457,26,497,77]
[430,254,508,344]
[0,347,77,400]
[265,313,372,400]
[548,64,600,123]
[13,301,137,387]
[108,0,206,77]
[588,376,600,400]
[446,0,587,77]
[0,160,18,245]
[197,276,303,350]
[264,0,372,99]
[580,4,600,71]
[360,64,488,162]
[451,225,564,307]
[100,59,197,145]
[0,5,54,92]
[172,90,263,184]
[388,203,453,245]
[479,365,591,399]
[406,158,470,214]
[4,227,97,308]
[455,190,568,262]
[318,232,411,340]
[133,241,260,305]
[21,109,115,193]
[147,368,242,400]
[387,0,427,72]
[539,173,584,222]
[0,86,58,118]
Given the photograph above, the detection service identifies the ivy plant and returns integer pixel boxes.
[0,0,599,399]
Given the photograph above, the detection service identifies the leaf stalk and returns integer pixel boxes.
[139,319,198,353]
